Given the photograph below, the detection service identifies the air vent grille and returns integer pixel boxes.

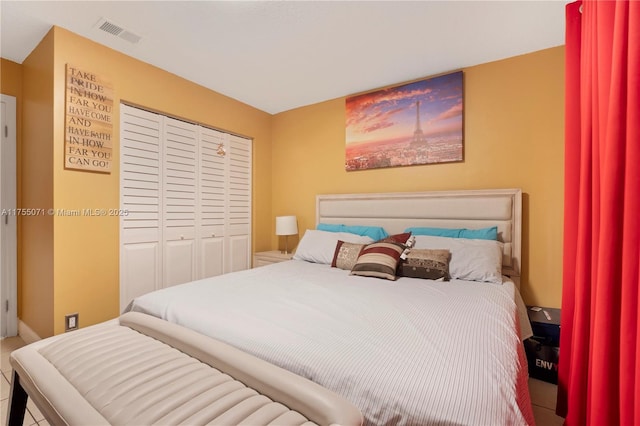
[99,20,124,36]
[95,18,142,44]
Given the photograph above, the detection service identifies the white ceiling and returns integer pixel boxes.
[1,1,567,114]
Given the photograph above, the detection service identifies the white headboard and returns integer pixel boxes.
[317,189,522,278]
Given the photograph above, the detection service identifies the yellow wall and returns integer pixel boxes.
[272,47,565,307]
[20,32,56,337]
[0,58,22,97]
[20,27,273,336]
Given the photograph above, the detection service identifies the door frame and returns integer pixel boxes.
[1,94,18,338]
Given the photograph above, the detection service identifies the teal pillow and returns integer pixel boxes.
[459,227,498,240]
[343,225,389,241]
[317,223,389,241]
[404,226,498,241]
[405,227,461,238]
[317,223,343,233]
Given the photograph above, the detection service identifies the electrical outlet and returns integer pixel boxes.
[65,313,79,332]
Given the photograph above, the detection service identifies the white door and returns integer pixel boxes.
[1,95,17,337]
[120,104,252,309]
[226,134,251,272]
[198,127,226,279]
[162,117,197,287]
[120,105,162,311]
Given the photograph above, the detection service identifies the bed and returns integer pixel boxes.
[127,189,535,426]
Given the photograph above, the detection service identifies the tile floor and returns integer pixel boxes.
[1,336,48,426]
[529,377,565,425]
[2,334,564,425]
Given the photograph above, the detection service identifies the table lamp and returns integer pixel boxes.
[276,215,298,254]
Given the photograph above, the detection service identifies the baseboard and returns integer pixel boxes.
[18,320,41,344]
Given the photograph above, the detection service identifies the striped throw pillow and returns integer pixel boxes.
[350,241,405,281]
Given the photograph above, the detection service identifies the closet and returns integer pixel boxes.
[119,104,251,311]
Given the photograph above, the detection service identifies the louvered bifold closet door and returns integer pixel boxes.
[198,127,227,279]
[120,105,162,310]
[120,105,252,310]
[227,134,252,272]
[163,117,197,287]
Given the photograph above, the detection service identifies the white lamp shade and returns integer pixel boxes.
[275,216,298,236]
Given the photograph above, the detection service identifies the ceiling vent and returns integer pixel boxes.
[95,18,141,44]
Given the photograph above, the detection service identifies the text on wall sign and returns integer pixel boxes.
[64,64,114,173]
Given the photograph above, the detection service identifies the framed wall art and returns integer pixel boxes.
[345,71,463,171]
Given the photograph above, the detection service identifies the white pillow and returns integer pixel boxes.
[413,235,504,284]
[293,230,374,265]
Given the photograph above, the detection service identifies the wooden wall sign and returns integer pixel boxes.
[64,64,113,173]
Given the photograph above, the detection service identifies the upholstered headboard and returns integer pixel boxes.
[316,189,522,279]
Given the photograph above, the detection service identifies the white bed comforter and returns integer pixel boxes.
[128,260,535,426]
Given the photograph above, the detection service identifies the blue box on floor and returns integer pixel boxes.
[524,306,560,384]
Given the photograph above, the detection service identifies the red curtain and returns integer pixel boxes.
[558,0,640,425]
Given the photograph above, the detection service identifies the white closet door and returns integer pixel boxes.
[120,105,162,311]
[226,134,252,272]
[162,117,197,287]
[120,104,252,309]
[198,127,226,279]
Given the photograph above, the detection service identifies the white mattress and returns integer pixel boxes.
[128,260,535,426]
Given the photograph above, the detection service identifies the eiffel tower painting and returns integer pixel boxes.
[411,100,427,147]
[345,70,463,171]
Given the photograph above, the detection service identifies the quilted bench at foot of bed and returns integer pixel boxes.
[7,312,363,426]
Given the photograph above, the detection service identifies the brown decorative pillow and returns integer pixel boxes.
[350,241,405,281]
[332,241,366,270]
[400,249,451,280]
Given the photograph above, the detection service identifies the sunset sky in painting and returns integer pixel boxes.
[345,71,463,146]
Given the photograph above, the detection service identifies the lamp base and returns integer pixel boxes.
[281,236,291,255]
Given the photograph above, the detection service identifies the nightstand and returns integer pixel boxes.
[253,250,293,268]
[524,306,561,384]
